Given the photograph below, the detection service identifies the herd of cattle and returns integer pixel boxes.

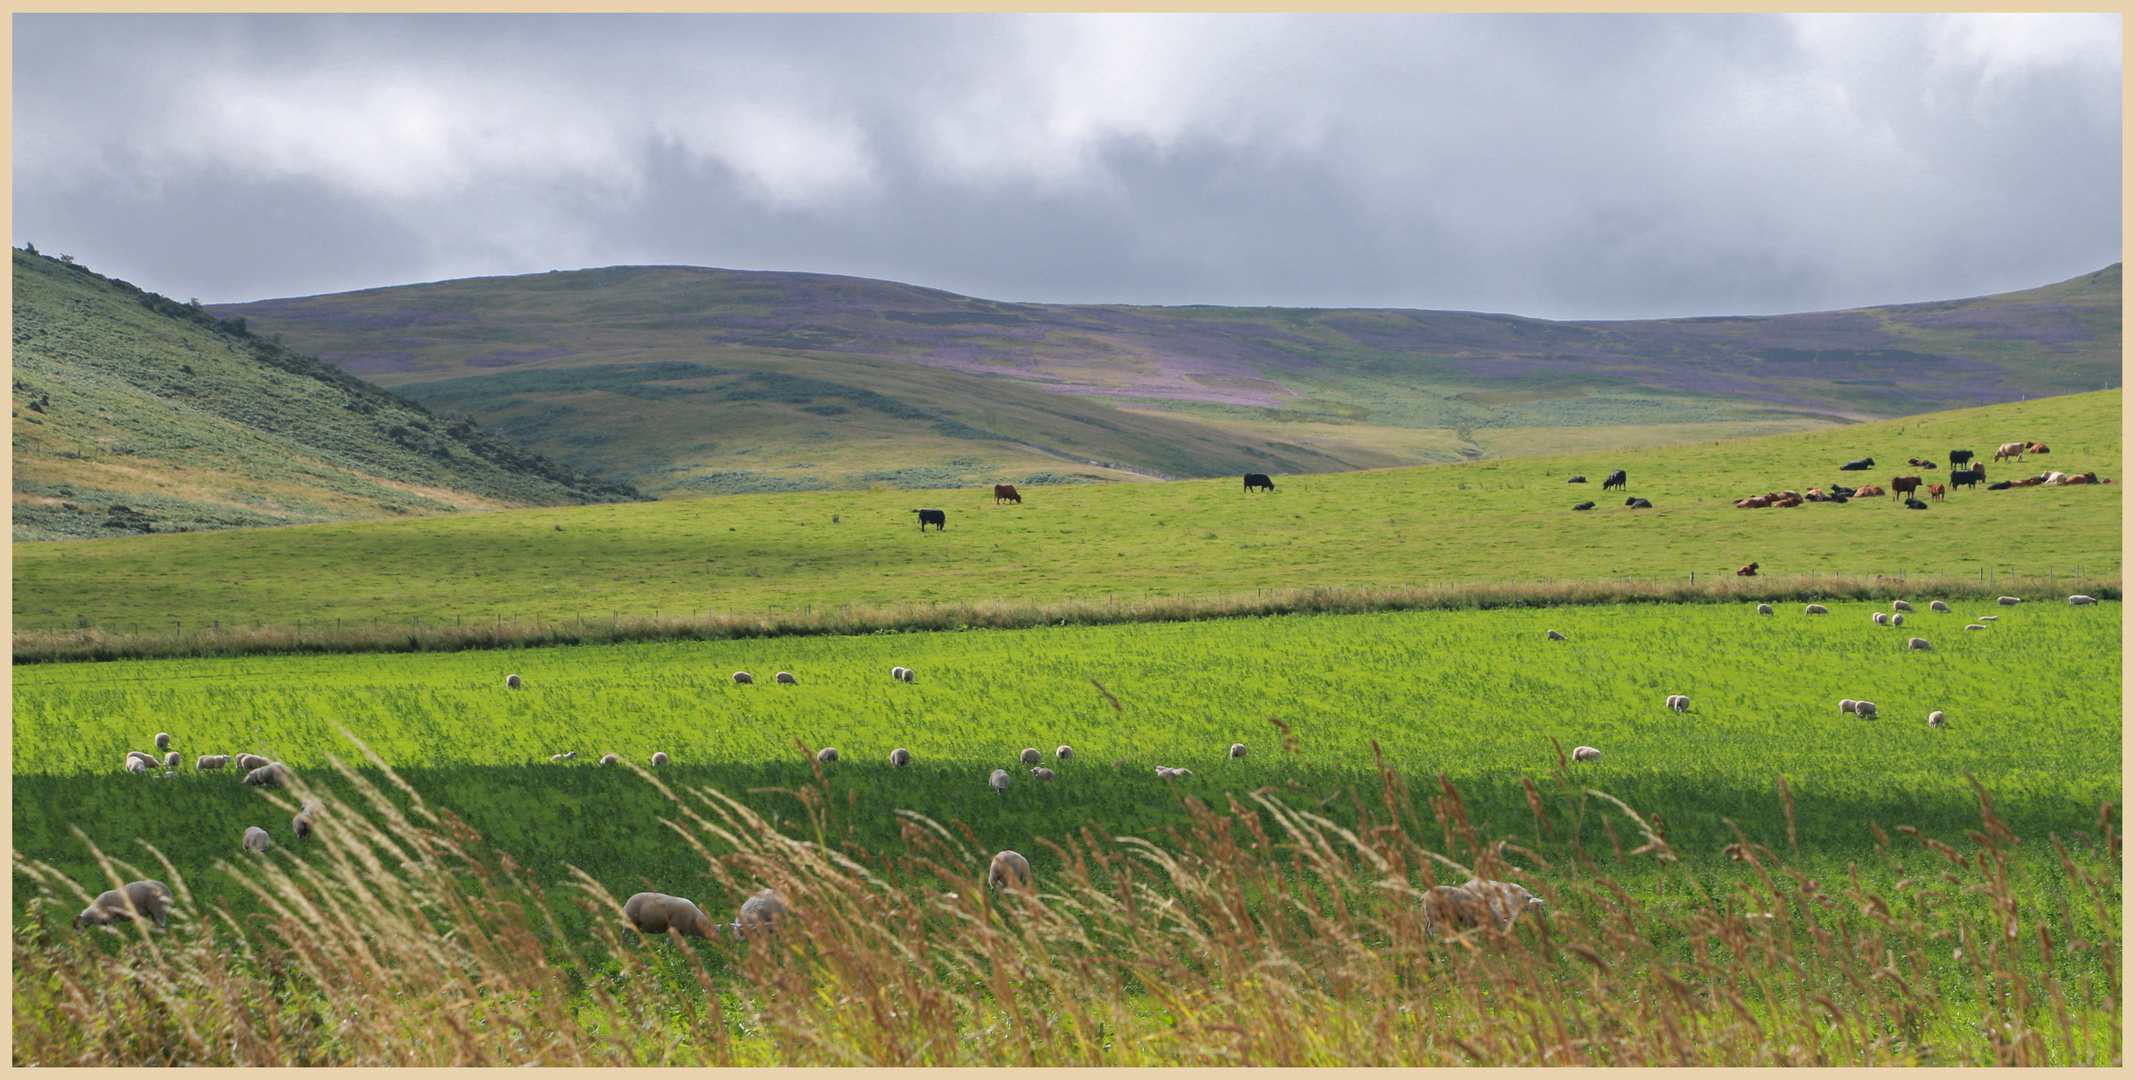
[1732,441,2107,512]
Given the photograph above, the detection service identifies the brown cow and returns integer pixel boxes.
[1736,562,1759,577]
[1890,476,1922,499]
[1906,458,1941,470]
[1735,495,1771,508]
[992,484,1022,505]
[1927,483,1945,502]
[2028,442,2050,456]
[1774,496,1803,508]
[1995,442,2030,463]
[1854,484,1885,497]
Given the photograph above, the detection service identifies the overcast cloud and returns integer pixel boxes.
[12,13,2121,319]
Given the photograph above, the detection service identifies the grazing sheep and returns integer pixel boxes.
[1854,701,1878,719]
[651,752,669,766]
[242,826,271,854]
[1031,766,1055,780]
[73,880,173,930]
[988,850,1034,893]
[124,757,150,775]
[293,804,319,841]
[1055,745,1074,761]
[890,666,909,681]
[733,672,754,685]
[890,747,911,767]
[1462,878,1546,928]
[1229,742,1247,759]
[1174,768,1195,778]
[195,754,229,772]
[1839,699,1857,716]
[735,889,788,936]
[1020,747,1042,765]
[1420,885,1491,938]
[1805,604,1828,615]
[242,762,288,787]
[155,732,171,750]
[1928,711,1946,728]
[901,668,916,683]
[1571,746,1602,762]
[1872,612,1888,625]
[1979,615,1999,621]
[1929,600,1951,612]
[1756,604,1774,615]
[550,751,578,762]
[127,749,159,765]
[598,753,619,766]
[1892,600,1914,613]
[1892,614,1905,627]
[775,671,798,685]
[1997,596,2022,606]
[1546,629,1568,641]
[235,753,270,772]
[989,769,1011,794]
[2069,595,2098,606]
[1907,637,1930,651]
[1964,624,1988,631]
[506,674,522,690]
[164,751,181,768]
[623,892,720,938]
[1666,695,1688,713]
[816,747,838,764]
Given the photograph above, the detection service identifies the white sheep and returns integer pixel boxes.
[1174,768,1195,778]
[989,768,1011,794]
[1964,624,1988,631]
[734,889,787,936]
[1997,596,2022,606]
[1229,743,1247,759]
[1666,695,1688,713]
[196,754,229,772]
[733,671,754,685]
[1892,614,1905,627]
[775,671,798,685]
[1927,710,1946,728]
[506,674,522,690]
[1019,747,1042,766]
[816,747,839,764]
[124,757,150,775]
[1571,746,1602,762]
[1893,600,1914,613]
[293,804,319,840]
[1461,877,1546,928]
[623,892,720,938]
[235,753,271,772]
[242,762,289,787]
[599,753,620,766]
[1756,604,1774,615]
[899,667,915,683]
[1929,600,1951,612]
[1547,629,1568,641]
[988,850,1033,893]
[242,826,271,854]
[1979,615,1998,621]
[1854,701,1878,719]
[891,666,909,681]
[1839,699,1857,716]
[2069,595,2097,606]
[1055,745,1074,761]
[127,749,158,766]
[1907,637,1930,650]
[1872,612,1888,625]
[1031,766,1055,780]
[651,752,669,766]
[890,747,911,767]
[163,751,181,768]
[73,880,173,930]
[155,732,171,750]
[1805,604,1828,615]
[550,751,578,762]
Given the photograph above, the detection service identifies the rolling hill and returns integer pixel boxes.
[11,248,642,542]
[211,262,2121,496]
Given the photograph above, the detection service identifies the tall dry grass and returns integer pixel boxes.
[15,572,2117,663]
[13,738,2121,1065]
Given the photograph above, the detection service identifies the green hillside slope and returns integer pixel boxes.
[14,389,2116,633]
[11,248,642,541]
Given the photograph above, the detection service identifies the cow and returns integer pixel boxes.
[1839,458,1876,471]
[1994,442,2030,463]
[914,509,946,532]
[1774,496,1803,508]
[993,484,1022,505]
[1904,497,1928,510]
[1907,458,1940,470]
[1927,483,1945,503]
[2029,442,2050,456]
[1624,497,1652,509]
[1567,476,1588,484]
[1949,449,1976,467]
[1853,485,1885,497]
[1949,465,1983,490]
[1737,562,1759,577]
[1572,501,1595,511]
[1890,476,1922,499]
[1243,473,1276,493]
[1602,469,1628,491]
[1735,496,1771,509]
[1830,485,1856,497]
[1986,481,2013,490]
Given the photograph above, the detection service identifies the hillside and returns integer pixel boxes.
[13,389,2116,635]
[10,248,642,541]
[210,262,2120,495]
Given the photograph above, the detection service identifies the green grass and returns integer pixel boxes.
[13,389,2120,633]
[15,600,2118,938]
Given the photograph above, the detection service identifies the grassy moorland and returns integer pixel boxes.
[13,389,2119,640]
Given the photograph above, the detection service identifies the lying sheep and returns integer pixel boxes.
[734,889,788,936]
[73,880,173,930]
[988,850,1033,893]
[1462,878,1546,928]
[2069,595,2097,606]
[1055,745,1074,761]
[126,750,159,767]
[1571,746,1602,762]
[1805,604,1828,615]
[506,674,522,690]
[1031,766,1055,780]
[1756,604,1773,615]
[816,747,838,764]
[196,754,229,772]
[242,762,288,787]
[733,672,754,685]
[1964,624,1988,631]
[1997,596,2023,606]
[1979,615,1999,621]
[1546,629,1568,641]
[1929,600,1951,612]
[163,751,181,769]
[622,892,720,938]
[550,751,578,762]
[1839,698,1857,716]
[242,826,271,854]
[775,671,798,685]
[1907,637,1930,650]
[1854,701,1878,719]
[1893,600,1914,613]
[651,752,669,766]
[155,732,172,750]
[989,769,1011,794]
[1229,742,1247,759]
[1872,612,1889,626]
[1927,711,1946,728]
[599,753,620,766]
[235,753,271,772]
[1020,747,1042,766]
[890,747,911,767]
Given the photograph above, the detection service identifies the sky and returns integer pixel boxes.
[12,13,2122,320]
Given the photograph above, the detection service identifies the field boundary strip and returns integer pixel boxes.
[14,571,2117,664]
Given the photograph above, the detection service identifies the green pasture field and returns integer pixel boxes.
[16,600,2118,938]
[11,390,2120,633]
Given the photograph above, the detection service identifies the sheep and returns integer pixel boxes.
[126,750,159,766]
[1964,624,1988,631]
[1997,596,2023,606]
[1571,746,1602,762]
[1805,604,1829,615]
[1020,747,1042,765]
[164,751,181,768]
[1667,695,1688,713]
[1907,637,1930,651]
[242,826,271,854]
[124,757,150,775]
[550,751,578,762]
[73,880,173,930]
[1854,701,1878,719]
[1893,600,1914,613]
[1927,710,1947,728]
[733,671,754,685]
[1546,629,1568,641]
[1892,614,1905,627]
[989,769,1011,794]
[599,753,620,766]
[195,754,229,772]
[1055,745,1074,761]
[1175,768,1195,778]
[899,667,915,683]
[235,753,271,772]
[1031,767,1055,780]
[734,888,788,936]
[1980,615,1999,621]
[651,752,670,766]
[622,892,720,938]
[242,762,288,787]
[1756,604,1774,615]
[988,850,1033,893]
[293,804,319,841]
[506,674,522,690]
[1229,742,1248,759]
[1420,885,1492,938]
[1872,612,1888,625]
[1929,600,1951,612]
[1839,698,1857,716]
[775,671,798,685]
[816,747,838,764]
[890,666,909,681]
[890,747,911,767]
[1461,877,1546,928]
[2069,595,2098,606]
[155,732,171,750]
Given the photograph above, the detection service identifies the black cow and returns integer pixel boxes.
[1839,458,1876,471]
[1243,473,1276,492]
[1949,449,1976,467]
[1986,480,2013,490]
[914,509,946,532]
[1904,498,1928,510]
[1567,476,1588,484]
[1949,467,1983,490]
[1828,494,1849,503]
[1624,497,1652,508]
[1602,469,1628,491]
[1572,501,1595,511]
[1829,485,1856,497]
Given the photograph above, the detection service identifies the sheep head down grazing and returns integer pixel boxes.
[988,850,1033,893]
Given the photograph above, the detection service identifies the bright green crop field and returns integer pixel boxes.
[16,598,2118,934]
